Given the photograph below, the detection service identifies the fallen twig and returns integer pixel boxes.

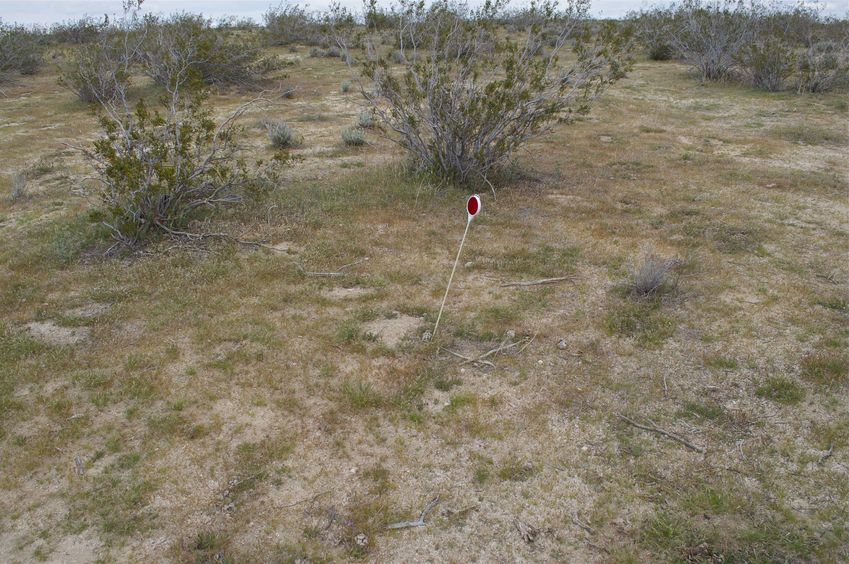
[616,414,705,453]
[513,518,539,543]
[819,444,834,465]
[279,490,329,509]
[439,347,496,368]
[500,276,574,288]
[571,512,594,535]
[387,496,439,530]
[462,338,525,365]
[518,333,537,353]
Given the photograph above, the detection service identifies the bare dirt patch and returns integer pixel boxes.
[363,315,422,347]
[24,320,89,346]
[321,286,375,300]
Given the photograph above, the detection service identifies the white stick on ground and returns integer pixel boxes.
[387,496,440,530]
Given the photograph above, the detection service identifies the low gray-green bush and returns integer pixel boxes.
[341,127,366,146]
[265,120,301,149]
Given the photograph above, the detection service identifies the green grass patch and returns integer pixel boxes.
[604,301,675,348]
[756,377,805,405]
[800,353,849,387]
[340,380,383,409]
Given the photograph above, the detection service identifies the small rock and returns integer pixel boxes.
[421,331,432,342]
[350,467,357,474]
[464,261,474,268]
[556,339,567,350]
[354,533,368,547]
[537,360,544,365]
[505,330,516,339]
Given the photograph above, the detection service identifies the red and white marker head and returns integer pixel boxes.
[466,194,481,222]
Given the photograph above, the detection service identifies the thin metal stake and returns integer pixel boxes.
[433,218,471,339]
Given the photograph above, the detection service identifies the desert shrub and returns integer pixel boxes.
[59,30,136,103]
[81,92,262,245]
[9,171,27,201]
[342,127,366,146]
[141,14,269,89]
[630,7,679,61]
[48,17,104,44]
[265,120,301,148]
[668,0,756,82]
[308,47,326,57]
[629,248,678,297]
[333,0,632,187]
[0,23,44,81]
[70,3,275,247]
[357,110,377,129]
[263,3,324,46]
[340,79,351,93]
[738,33,796,91]
[796,40,849,93]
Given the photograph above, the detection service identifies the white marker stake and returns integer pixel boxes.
[433,195,481,339]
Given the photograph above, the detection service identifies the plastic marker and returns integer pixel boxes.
[433,195,481,339]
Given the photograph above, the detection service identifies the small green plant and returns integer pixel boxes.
[340,80,352,93]
[341,380,382,409]
[496,457,536,482]
[342,127,366,146]
[704,354,738,370]
[357,110,376,129]
[756,377,805,405]
[265,120,301,149]
[605,301,675,347]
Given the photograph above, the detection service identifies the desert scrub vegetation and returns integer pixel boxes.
[140,13,273,89]
[629,2,849,92]
[263,3,326,46]
[65,3,280,247]
[2,1,849,562]
[333,0,633,187]
[628,247,678,297]
[341,127,366,146]
[0,23,43,82]
[265,120,302,149]
[58,20,137,104]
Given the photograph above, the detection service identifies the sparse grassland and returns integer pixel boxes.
[1,32,848,564]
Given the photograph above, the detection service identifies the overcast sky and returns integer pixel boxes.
[0,0,844,25]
